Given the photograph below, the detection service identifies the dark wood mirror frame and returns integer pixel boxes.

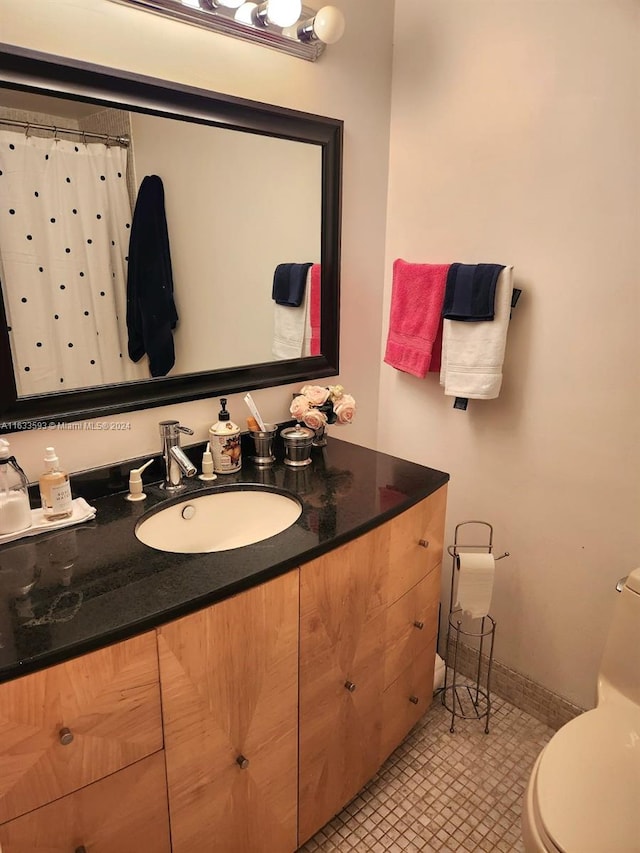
[0,44,342,431]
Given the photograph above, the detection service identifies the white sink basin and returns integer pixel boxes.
[135,487,302,554]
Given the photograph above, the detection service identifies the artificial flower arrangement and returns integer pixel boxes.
[290,384,356,431]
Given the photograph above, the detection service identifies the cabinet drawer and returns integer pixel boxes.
[386,486,447,606]
[0,631,162,823]
[0,751,170,853]
[299,527,388,845]
[384,567,440,689]
[380,637,437,765]
[299,607,386,845]
[159,571,299,853]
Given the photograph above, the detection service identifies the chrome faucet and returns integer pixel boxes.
[159,420,197,490]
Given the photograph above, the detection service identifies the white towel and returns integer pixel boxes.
[0,497,96,546]
[440,266,514,399]
[272,268,313,359]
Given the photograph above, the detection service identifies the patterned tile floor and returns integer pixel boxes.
[298,687,554,852]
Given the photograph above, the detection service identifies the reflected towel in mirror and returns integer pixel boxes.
[126,175,178,377]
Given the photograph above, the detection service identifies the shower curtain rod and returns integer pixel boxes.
[0,117,129,147]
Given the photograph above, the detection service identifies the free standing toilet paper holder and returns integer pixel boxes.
[442,521,509,734]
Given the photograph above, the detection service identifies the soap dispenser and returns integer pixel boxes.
[209,398,242,474]
[39,447,73,521]
[0,439,32,536]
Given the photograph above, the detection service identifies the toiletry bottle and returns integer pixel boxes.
[0,439,32,536]
[209,398,242,474]
[39,447,73,520]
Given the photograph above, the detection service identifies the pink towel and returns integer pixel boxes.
[384,260,450,378]
[310,263,321,356]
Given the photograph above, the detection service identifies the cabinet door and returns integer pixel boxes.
[0,632,162,823]
[386,485,447,606]
[384,566,440,690]
[158,570,299,853]
[299,525,388,845]
[0,751,170,853]
[380,638,437,764]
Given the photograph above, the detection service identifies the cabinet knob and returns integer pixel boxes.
[75,847,87,853]
[413,620,424,630]
[409,695,419,705]
[59,727,74,746]
[236,754,249,770]
[344,680,356,692]
[418,539,429,548]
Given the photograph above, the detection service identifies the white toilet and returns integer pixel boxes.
[522,568,640,853]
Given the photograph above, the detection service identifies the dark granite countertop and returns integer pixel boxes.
[0,438,448,684]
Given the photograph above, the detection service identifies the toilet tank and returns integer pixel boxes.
[597,568,640,707]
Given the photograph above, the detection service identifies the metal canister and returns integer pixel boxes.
[280,425,315,467]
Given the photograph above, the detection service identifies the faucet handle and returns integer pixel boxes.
[159,420,194,438]
[159,419,179,438]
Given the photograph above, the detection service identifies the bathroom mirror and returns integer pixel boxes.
[0,44,342,430]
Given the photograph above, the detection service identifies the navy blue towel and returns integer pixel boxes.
[272,262,313,307]
[442,263,505,321]
[126,175,178,377]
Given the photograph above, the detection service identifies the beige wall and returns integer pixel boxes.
[380,0,640,708]
[1,0,393,478]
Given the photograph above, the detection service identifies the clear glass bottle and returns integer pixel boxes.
[39,447,73,521]
[0,439,32,535]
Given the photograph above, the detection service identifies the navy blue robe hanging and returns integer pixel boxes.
[126,175,178,377]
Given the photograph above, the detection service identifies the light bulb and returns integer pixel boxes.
[215,0,246,8]
[235,1,257,23]
[264,0,302,27]
[312,5,345,43]
[297,5,345,44]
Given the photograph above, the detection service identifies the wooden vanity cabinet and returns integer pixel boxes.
[157,570,299,853]
[299,485,447,845]
[0,631,163,825]
[0,484,446,853]
[0,752,171,853]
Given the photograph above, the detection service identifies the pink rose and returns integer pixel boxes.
[290,394,311,420]
[303,408,328,430]
[334,394,356,424]
[300,384,330,406]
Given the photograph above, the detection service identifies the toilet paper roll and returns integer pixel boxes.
[455,552,495,618]
[433,653,446,693]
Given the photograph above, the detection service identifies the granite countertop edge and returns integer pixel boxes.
[0,437,449,683]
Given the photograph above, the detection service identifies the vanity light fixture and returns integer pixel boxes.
[107,0,345,60]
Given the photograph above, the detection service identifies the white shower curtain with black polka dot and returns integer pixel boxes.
[0,130,146,396]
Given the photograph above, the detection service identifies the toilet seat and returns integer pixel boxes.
[534,705,640,853]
